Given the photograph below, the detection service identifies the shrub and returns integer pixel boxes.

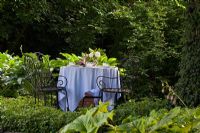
[0,52,24,97]
[113,97,171,124]
[122,0,185,99]
[0,96,81,133]
[116,107,200,132]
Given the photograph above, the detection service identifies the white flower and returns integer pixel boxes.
[89,52,94,58]
[103,63,109,66]
[94,51,101,58]
[68,62,75,66]
[17,78,22,84]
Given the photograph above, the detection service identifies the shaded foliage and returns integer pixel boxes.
[0,52,24,97]
[0,0,186,99]
[176,0,200,107]
[122,0,186,98]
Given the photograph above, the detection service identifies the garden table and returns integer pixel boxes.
[57,65,120,112]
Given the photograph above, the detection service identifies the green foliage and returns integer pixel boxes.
[161,81,188,108]
[59,99,200,133]
[60,53,80,64]
[0,0,50,53]
[81,48,118,66]
[53,48,119,67]
[0,0,185,57]
[0,52,24,97]
[60,102,114,133]
[0,96,81,133]
[122,0,186,98]
[49,59,67,69]
[114,98,170,125]
[0,50,119,97]
[0,0,189,103]
[116,107,200,132]
[176,1,200,107]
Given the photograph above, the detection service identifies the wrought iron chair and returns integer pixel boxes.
[82,75,130,107]
[23,53,69,111]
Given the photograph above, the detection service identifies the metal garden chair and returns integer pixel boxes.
[82,75,130,107]
[23,52,69,111]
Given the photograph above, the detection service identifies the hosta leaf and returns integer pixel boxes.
[49,59,67,68]
[100,56,108,63]
[130,117,146,133]
[191,119,200,131]
[89,48,94,53]
[60,53,72,60]
[107,58,117,63]
[115,122,137,132]
[60,102,113,133]
[98,101,109,113]
[150,107,181,132]
[122,115,133,124]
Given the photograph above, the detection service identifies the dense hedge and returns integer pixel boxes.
[0,96,81,133]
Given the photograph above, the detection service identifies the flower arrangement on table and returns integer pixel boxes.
[59,48,118,67]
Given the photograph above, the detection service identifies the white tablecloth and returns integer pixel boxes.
[58,66,120,112]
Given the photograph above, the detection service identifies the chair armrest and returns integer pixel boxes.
[57,75,68,88]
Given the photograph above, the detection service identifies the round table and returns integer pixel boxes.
[58,65,120,112]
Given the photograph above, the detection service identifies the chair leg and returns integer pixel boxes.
[82,97,85,107]
[58,90,69,111]
[114,92,118,108]
[124,94,127,102]
[101,91,103,102]
[56,91,59,109]
[65,91,69,111]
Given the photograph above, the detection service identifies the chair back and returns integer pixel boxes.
[23,53,41,93]
[23,53,52,92]
[23,53,68,108]
[96,76,120,90]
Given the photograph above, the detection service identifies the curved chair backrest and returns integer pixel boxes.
[23,53,41,92]
[96,76,120,90]
[23,52,52,91]
[57,75,68,89]
[23,52,68,108]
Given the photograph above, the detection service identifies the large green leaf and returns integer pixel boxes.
[150,107,181,132]
[60,102,114,133]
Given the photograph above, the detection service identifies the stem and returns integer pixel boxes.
[171,90,190,115]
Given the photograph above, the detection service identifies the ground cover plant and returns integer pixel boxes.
[116,107,200,133]
[60,102,200,133]
[113,98,171,125]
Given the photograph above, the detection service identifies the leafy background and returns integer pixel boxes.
[0,0,186,100]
